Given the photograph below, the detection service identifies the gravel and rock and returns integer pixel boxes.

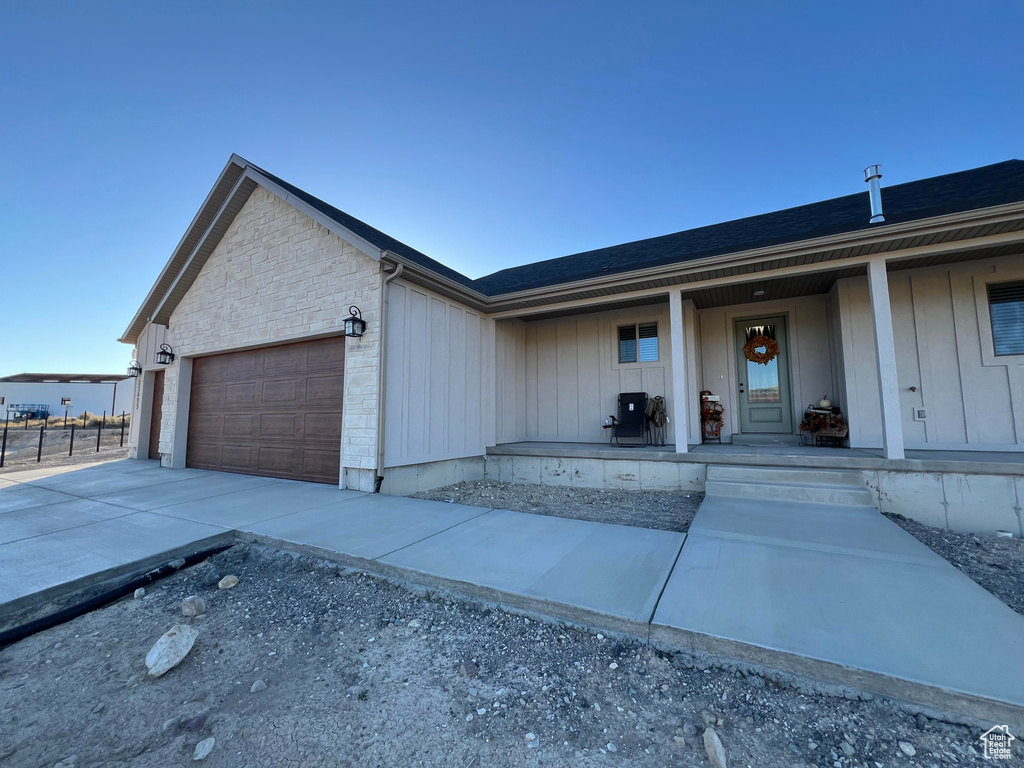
[885,512,1024,616]
[144,624,199,678]
[180,596,206,617]
[0,543,1010,766]
[413,480,701,533]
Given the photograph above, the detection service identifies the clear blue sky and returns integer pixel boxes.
[1,1,1021,376]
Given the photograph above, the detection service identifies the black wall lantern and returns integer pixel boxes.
[344,306,366,338]
[155,344,175,365]
[127,361,142,378]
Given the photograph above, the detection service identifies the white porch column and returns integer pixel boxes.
[669,290,689,453]
[866,257,905,460]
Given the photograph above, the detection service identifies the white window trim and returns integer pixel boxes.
[973,267,1024,367]
[611,315,664,370]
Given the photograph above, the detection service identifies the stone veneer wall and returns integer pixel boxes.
[157,185,383,490]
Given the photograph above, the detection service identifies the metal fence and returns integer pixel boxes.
[0,411,129,468]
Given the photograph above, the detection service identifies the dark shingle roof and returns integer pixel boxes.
[255,160,1024,298]
[473,160,1024,295]
[251,164,480,291]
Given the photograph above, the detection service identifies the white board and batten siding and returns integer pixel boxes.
[496,304,676,444]
[383,281,495,467]
[839,254,1024,451]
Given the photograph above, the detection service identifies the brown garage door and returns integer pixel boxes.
[187,336,345,484]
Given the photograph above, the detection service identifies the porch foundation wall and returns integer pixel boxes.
[380,456,486,496]
[484,454,707,493]
[482,447,1022,536]
[867,470,1024,537]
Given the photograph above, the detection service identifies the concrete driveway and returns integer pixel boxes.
[1,458,1022,728]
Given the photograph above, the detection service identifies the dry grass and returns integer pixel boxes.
[3,413,131,430]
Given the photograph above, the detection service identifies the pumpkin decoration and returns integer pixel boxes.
[742,334,779,365]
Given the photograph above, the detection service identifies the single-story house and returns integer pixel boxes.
[119,155,1024,534]
[0,373,134,421]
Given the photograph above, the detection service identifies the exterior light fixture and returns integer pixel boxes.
[155,344,175,365]
[344,306,366,338]
[128,361,142,378]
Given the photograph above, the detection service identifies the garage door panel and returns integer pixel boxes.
[227,353,262,379]
[262,379,298,403]
[221,445,259,471]
[187,442,221,468]
[191,413,226,438]
[223,413,258,437]
[191,383,225,409]
[264,345,306,374]
[307,337,347,369]
[307,374,346,402]
[258,446,298,474]
[187,336,344,484]
[304,413,342,439]
[260,413,298,439]
[192,356,229,384]
[225,382,258,408]
[302,450,342,481]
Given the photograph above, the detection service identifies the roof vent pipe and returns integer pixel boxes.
[864,164,885,223]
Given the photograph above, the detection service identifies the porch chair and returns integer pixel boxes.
[605,392,650,447]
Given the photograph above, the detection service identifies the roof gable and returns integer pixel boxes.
[123,157,1024,344]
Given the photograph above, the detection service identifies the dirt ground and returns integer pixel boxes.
[0,544,1010,767]
[0,435,129,474]
[885,513,1024,617]
[413,480,702,533]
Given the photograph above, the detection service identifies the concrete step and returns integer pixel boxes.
[704,479,877,507]
[706,465,867,488]
[729,434,803,447]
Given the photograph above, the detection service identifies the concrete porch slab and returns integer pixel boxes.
[651,497,1024,727]
[243,494,493,560]
[377,508,685,634]
[488,441,1024,476]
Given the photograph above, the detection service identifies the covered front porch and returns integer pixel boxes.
[493,258,893,457]
[488,243,1024,534]
[493,247,1024,463]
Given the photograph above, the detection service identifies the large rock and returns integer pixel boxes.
[193,737,215,761]
[218,575,239,590]
[703,727,728,768]
[145,625,199,677]
[181,596,206,617]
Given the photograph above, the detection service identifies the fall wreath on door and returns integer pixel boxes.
[743,334,779,365]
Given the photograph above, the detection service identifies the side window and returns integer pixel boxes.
[638,322,658,362]
[618,325,637,363]
[988,281,1024,356]
[618,322,659,363]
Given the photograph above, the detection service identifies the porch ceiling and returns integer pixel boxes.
[680,265,866,309]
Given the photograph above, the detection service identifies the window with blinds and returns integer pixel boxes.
[618,322,659,363]
[988,281,1024,356]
